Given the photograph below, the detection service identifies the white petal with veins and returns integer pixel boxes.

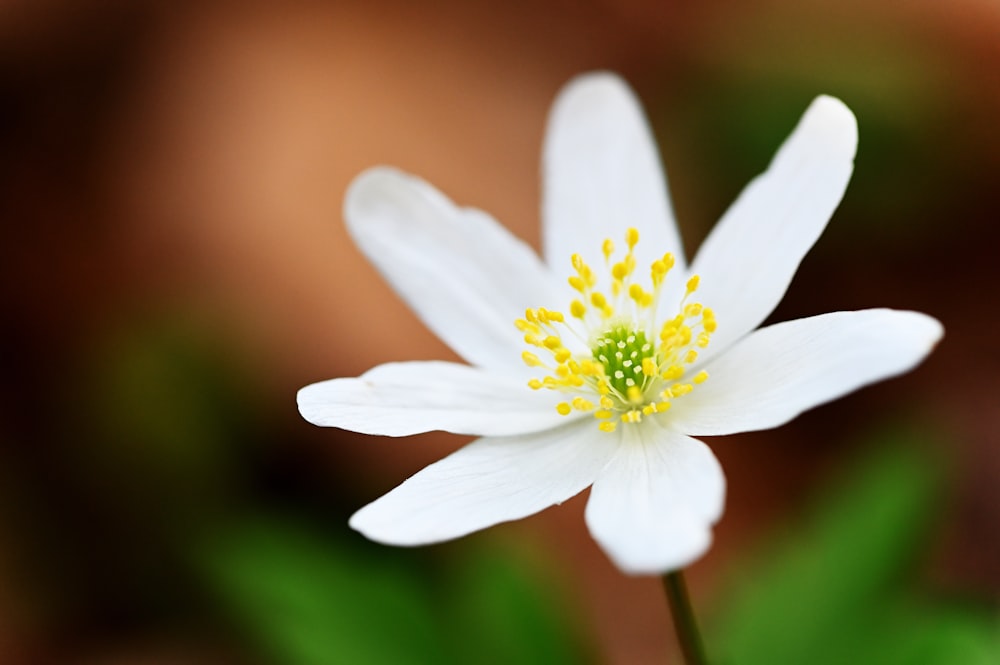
[689,95,858,361]
[543,72,687,308]
[670,309,943,436]
[351,420,616,545]
[585,423,725,574]
[346,167,561,375]
[298,361,571,437]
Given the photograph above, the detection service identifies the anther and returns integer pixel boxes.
[625,227,640,248]
[662,365,684,380]
[522,351,542,367]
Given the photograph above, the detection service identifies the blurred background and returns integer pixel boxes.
[1,0,998,663]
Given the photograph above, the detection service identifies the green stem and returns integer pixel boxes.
[662,570,708,665]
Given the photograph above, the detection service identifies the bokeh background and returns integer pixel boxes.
[2,0,998,663]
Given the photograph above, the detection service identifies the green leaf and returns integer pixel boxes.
[863,603,1000,665]
[198,519,594,665]
[446,542,595,665]
[198,517,442,665]
[712,430,959,664]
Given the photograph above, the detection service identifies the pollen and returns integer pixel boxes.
[516,227,716,432]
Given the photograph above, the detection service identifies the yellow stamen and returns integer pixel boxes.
[522,351,542,367]
[621,410,641,423]
[516,231,715,433]
[625,227,639,248]
[662,365,684,380]
[670,384,693,397]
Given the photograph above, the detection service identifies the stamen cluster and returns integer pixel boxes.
[515,228,716,432]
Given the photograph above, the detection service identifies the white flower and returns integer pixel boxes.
[298,73,943,575]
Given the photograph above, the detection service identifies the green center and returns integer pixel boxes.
[592,325,655,400]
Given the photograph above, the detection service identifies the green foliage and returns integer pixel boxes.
[711,432,999,665]
[446,547,591,665]
[199,519,441,665]
[197,519,592,665]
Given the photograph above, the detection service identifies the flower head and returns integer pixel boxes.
[298,73,942,575]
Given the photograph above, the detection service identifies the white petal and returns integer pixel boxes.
[689,96,858,360]
[350,421,615,545]
[298,361,569,437]
[671,309,943,436]
[585,423,725,575]
[543,72,686,307]
[298,361,566,436]
[345,167,561,374]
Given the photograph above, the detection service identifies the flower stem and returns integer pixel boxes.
[661,570,708,665]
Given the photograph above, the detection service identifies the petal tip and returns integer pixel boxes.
[343,165,454,250]
[898,309,945,353]
[550,71,638,124]
[803,94,859,156]
[344,166,411,217]
[295,381,327,426]
[349,501,418,546]
[610,528,714,577]
[559,70,630,97]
